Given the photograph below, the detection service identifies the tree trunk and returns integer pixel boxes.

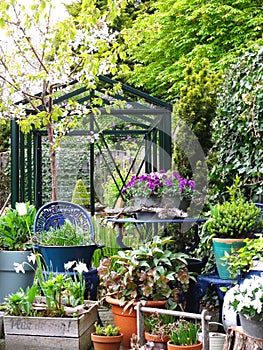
[46,122,57,201]
[223,327,263,350]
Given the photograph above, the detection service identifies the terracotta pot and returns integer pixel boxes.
[91,332,123,350]
[106,296,166,350]
[167,340,202,350]
[145,331,170,350]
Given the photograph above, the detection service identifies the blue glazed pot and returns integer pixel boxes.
[38,244,98,271]
[212,238,245,279]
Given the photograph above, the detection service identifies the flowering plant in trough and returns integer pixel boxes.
[4,254,90,317]
[122,170,195,203]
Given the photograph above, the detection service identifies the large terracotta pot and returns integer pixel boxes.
[106,296,166,350]
[167,340,202,350]
[91,332,123,350]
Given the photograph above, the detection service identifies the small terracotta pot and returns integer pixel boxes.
[106,296,166,350]
[145,331,170,350]
[91,332,123,350]
[167,340,202,350]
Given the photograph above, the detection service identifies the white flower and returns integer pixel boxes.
[64,260,76,270]
[14,262,25,274]
[73,262,88,274]
[27,252,36,265]
[230,275,263,320]
[16,203,27,216]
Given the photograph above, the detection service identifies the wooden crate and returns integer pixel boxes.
[4,301,98,350]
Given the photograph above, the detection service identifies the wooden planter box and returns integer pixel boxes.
[4,301,98,350]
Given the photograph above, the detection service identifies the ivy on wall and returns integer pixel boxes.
[210,46,263,201]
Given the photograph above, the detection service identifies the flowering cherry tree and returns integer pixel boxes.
[0,0,129,200]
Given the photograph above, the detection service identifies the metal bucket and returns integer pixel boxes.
[198,323,226,350]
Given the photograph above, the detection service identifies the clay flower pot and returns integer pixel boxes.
[106,296,166,350]
[91,332,123,350]
[167,340,202,350]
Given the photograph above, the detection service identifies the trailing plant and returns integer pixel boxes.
[93,322,121,336]
[223,234,263,278]
[0,202,36,251]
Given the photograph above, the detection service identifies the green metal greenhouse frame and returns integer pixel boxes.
[11,76,172,214]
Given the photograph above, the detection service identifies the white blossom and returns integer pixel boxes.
[73,262,88,274]
[16,202,27,216]
[14,262,25,274]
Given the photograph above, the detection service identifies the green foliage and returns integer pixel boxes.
[117,0,263,100]
[223,234,263,278]
[94,322,121,336]
[71,179,90,207]
[0,202,36,251]
[202,199,262,239]
[144,308,177,338]
[169,319,200,346]
[4,255,87,317]
[0,122,10,151]
[210,46,263,200]
[173,59,222,177]
[38,219,93,246]
[98,236,192,308]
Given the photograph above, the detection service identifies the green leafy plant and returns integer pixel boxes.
[0,202,36,251]
[169,319,200,346]
[94,322,121,336]
[144,310,177,340]
[38,219,93,246]
[4,254,88,317]
[211,46,263,200]
[223,234,263,278]
[98,236,192,308]
[202,199,262,239]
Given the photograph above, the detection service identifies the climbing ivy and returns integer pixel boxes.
[210,46,263,201]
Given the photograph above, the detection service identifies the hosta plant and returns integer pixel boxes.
[98,236,192,308]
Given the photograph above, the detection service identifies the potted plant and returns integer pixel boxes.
[229,275,263,340]
[222,234,263,279]
[0,202,36,303]
[167,319,202,350]
[36,219,98,271]
[98,236,193,350]
[91,322,123,350]
[144,311,176,350]
[202,181,262,279]
[121,170,196,218]
[2,255,98,349]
